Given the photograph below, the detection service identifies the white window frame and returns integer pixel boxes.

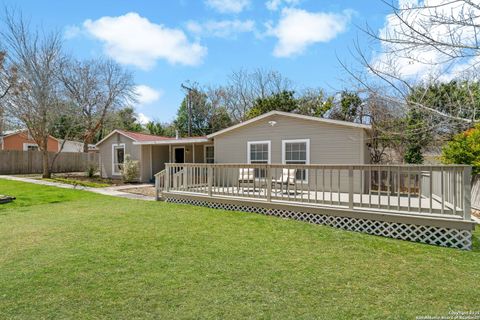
[247,140,271,164]
[112,143,125,176]
[204,145,215,164]
[282,139,310,182]
[23,143,39,151]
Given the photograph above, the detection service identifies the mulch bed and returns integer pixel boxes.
[121,187,156,197]
[0,195,16,204]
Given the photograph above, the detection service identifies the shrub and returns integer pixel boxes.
[121,154,139,183]
[442,124,480,175]
[86,164,98,178]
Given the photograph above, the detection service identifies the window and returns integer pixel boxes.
[112,144,125,175]
[205,145,214,163]
[282,139,310,181]
[248,141,270,178]
[23,143,39,151]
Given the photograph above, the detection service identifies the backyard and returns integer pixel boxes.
[0,179,479,319]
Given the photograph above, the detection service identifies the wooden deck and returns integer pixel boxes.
[156,164,476,249]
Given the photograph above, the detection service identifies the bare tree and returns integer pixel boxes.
[60,58,136,151]
[0,51,19,134]
[1,9,69,178]
[349,0,480,127]
[221,68,293,122]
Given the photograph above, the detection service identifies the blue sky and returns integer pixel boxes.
[0,0,391,123]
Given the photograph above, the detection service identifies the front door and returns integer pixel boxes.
[174,147,185,163]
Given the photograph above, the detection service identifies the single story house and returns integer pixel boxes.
[0,130,59,152]
[96,111,371,183]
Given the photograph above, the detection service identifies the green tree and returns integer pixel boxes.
[404,108,430,164]
[146,121,165,136]
[296,89,334,117]
[115,107,143,132]
[442,125,480,175]
[246,91,298,119]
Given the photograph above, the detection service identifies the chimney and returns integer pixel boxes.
[175,130,179,139]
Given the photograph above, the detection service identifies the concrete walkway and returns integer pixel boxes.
[0,175,156,201]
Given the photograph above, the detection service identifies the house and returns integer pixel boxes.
[58,139,99,153]
[96,111,371,182]
[0,130,59,152]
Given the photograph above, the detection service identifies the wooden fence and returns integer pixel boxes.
[0,150,98,174]
[472,174,480,210]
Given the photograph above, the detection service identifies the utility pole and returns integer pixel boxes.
[181,83,194,137]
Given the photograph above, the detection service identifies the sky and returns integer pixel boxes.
[0,0,393,123]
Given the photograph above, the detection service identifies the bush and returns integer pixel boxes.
[442,124,480,175]
[86,164,98,178]
[121,154,139,183]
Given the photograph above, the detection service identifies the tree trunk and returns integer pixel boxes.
[42,149,50,178]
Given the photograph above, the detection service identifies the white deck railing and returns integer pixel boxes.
[156,163,472,220]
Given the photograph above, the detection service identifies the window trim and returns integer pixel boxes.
[23,143,39,151]
[112,143,125,176]
[247,140,271,164]
[204,144,215,164]
[282,139,310,182]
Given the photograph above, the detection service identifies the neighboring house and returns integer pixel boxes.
[0,130,59,152]
[96,111,371,182]
[58,140,98,153]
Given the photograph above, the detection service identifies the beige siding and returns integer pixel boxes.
[213,114,369,192]
[98,133,141,179]
[214,114,367,164]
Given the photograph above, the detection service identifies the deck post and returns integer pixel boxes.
[183,165,188,191]
[155,174,160,201]
[348,166,354,209]
[165,164,170,192]
[207,166,213,197]
[266,165,272,202]
[463,166,471,220]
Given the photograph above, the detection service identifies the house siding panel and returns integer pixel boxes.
[213,114,368,192]
[98,133,140,179]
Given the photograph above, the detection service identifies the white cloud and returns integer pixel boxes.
[268,8,352,57]
[135,85,162,105]
[205,0,250,13]
[186,19,255,38]
[265,0,300,11]
[64,25,81,39]
[137,113,151,125]
[83,12,207,70]
[372,0,480,80]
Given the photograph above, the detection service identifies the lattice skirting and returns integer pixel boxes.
[165,197,473,250]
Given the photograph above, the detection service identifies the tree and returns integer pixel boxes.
[146,121,165,136]
[404,108,430,164]
[246,90,298,119]
[442,125,480,175]
[0,50,19,134]
[296,88,334,117]
[350,0,480,127]
[329,91,363,122]
[60,58,136,152]
[114,107,143,132]
[174,92,210,136]
[219,68,293,121]
[1,10,69,178]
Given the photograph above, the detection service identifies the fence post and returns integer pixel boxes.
[165,164,170,192]
[266,165,272,202]
[348,166,354,209]
[463,166,471,220]
[207,166,213,197]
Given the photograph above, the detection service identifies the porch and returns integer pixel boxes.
[155,163,476,249]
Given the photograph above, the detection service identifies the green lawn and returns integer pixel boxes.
[0,180,479,319]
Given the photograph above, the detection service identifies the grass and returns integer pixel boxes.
[41,177,111,188]
[0,179,479,319]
